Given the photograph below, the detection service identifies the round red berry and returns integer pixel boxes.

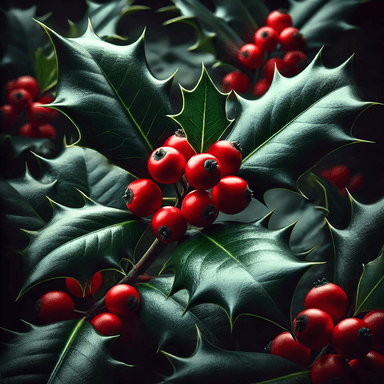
[19,123,38,138]
[304,278,348,324]
[350,350,384,377]
[123,178,163,217]
[292,308,334,350]
[163,129,196,162]
[147,146,186,184]
[222,71,250,93]
[185,153,222,190]
[28,102,57,126]
[347,173,364,192]
[37,123,57,140]
[0,104,19,129]
[269,331,311,367]
[253,78,271,97]
[363,310,384,350]
[105,284,140,317]
[181,189,219,227]
[206,140,243,177]
[238,43,265,69]
[279,27,306,52]
[311,354,352,384]
[264,58,287,83]
[283,51,307,77]
[329,165,351,189]
[7,88,33,111]
[266,9,293,34]
[14,75,40,100]
[65,271,103,298]
[211,176,252,215]
[332,318,372,360]
[254,26,279,52]
[36,290,75,324]
[91,312,123,336]
[151,206,188,243]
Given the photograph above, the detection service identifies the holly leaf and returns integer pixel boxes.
[161,328,309,384]
[162,216,321,330]
[328,195,384,303]
[225,50,374,202]
[35,47,57,94]
[18,193,148,297]
[39,21,177,175]
[355,247,384,315]
[169,66,232,153]
[289,0,362,54]
[0,319,127,384]
[138,275,235,356]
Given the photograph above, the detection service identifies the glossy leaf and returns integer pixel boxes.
[162,217,320,330]
[226,50,373,201]
[40,21,177,175]
[355,247,384,314]
[35,48,57,94]
[19,193,148,297]
[169,66,232,153]
[161,329,308,384]
[328,195,384,302]
[0,319,127,384]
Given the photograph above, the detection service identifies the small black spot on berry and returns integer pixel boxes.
[158,225,173,241]
[357,327,372,345]
[123,188,134,204]
[153,148,167,161]
[265,340,273,353]
[202,204,217,221]
[126,295,139,311]
[232,141,243,155]
[175,129,186,138]
[204,159,219,174]
[35,299,41,313]
[261,31,270,39]
[244,186,252,202]
[295,315,308,333]
[241,50,250,59]
[313,278,329,287]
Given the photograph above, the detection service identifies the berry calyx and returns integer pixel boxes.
[91,313,123,336]
[279,27,306,52]
[65,271,103,298]
[123,178,163,217]
[182,189,219,227]
[206,140,243,177]
[14,75,40,100]
[7,88,33,111]
[264,58,287,83]
[151,206,187,243]
[332,318,372,359]
[185,153,222,190]
[269,331,311,367]
[254,26,279,52]
[253,78,271,97]
[311,354,352,384]
[147,146,186,184]
[163,129,196,162]
[292,308,334,350]
[105,284,140,317]
[36,291,76,324]
[266,9,293,34]
[222,71,250,93]
[304,278,348,323]
[363,310,384,350]
[211,176,252,214]
[283,51,307,77]
[238,44,265,69]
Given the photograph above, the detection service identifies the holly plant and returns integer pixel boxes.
[1,1,384,384]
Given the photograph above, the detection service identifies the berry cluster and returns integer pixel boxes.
[222,9,307,97]
[319,165,364,195]
[123,129,252,243]
[266,278,384,383]
[1,76,58,140]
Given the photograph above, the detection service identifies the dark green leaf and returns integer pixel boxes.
[162,218,321,329]
[40,21,177,175]
[35,48,57,94]
[226,51,373,201]
[355,247,384,314]
[0,319,127,384]
[169,66,232,153]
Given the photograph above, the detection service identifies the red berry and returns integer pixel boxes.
[238,43,265,69]
[264,58,287,83]
[347,173,364,192]
[37,123,56,140]
[332,318,372,360]
[329,165,351,188]
[283,51,307,76]
[151,206,187,243]
[36,291,75,324]
[254,26,279,52]
[38,95,55,104]
[279,27,306,52]
[7,88,33,111]
[253,78,271,97]
[185,153,222,190]
[28,102,57,126]
[0,104,19,129]
[147,146,186,184]
[269,331,311,367]
[163,129,196,162]
[14,75,40,100]
[363,310,384,350]
[19,123,39,138]
[292,308,334,350]
[105,284,140,317]
[211,176,252,215]
[91,313,123,336]
[206,140,243,177]
[181,189,219,227]
[266,9,293,34]
[5,79,18,97]
[123,178,163,217]
[222,71,250,93]
[304,278,348,323]
[65,271,103,298]
[311,354,352,384]
[350,350,384,374]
